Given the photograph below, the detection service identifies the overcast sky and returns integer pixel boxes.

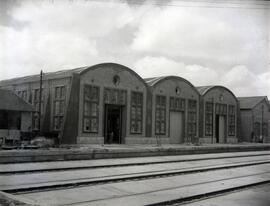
[0,0,269,97]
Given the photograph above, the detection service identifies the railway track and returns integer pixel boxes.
[1,151,270,205]
[1,151,270,175]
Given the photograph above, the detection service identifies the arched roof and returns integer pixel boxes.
[0,63,149,89]
[196,85,237,102]
[144,76,200,96]
[79,62,149,89]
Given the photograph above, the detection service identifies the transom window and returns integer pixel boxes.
[155,95,166,135]
[130,92,143,134]
[83,85,99,133]
[215,103,227,115]
[169,97,185,111]
[104,88,126,105]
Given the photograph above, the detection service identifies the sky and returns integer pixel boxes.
[0,0,269,97]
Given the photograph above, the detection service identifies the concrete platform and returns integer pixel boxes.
[188,183,270,206]
[0,191,34,206]
[0,143,270,163]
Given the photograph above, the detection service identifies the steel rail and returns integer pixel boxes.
[1,152,270,175]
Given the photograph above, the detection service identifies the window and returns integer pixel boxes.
[205,102,213,136]
[262,122,268,137]
[32,88,44,130]
[188,100,197,136]
[83,85,99,133]
[155,95,166,135]
[170,97,185,111]
[53,86,66,131]
[130,92,143,134]
[215,103,227,115]
[228,105,236,136]
[17,90,28,102]
[104,88,126,105]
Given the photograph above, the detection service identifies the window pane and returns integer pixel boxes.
[54,117,59,130]
[160,109,165,120]
[54,101,60,115]
[90,87,98,101]
[155,122,160,134]
[160,122,165,134]
[131,107,136,119]
[61,87,66,98]
[131,120,136,133]
[84,118,90,132]
[137,121,142,133]
[84,102,90,116]
[91,103,98,117]
[85,86,91,101]
[90,118,98,132]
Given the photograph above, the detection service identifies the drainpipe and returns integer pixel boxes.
[39,70,43,136]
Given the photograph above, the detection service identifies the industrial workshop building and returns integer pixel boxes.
[0,62,250,145]
[238,96,270,143]
[144,76,200,144]
[196,86,238,144]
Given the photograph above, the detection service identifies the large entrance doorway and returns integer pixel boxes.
[215,115,225,143]
[104,105,122,144]
[169,111,184,144]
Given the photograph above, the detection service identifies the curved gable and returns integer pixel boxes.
[79,62,149,89]
[146,76,200,96]
[199,85,237,103]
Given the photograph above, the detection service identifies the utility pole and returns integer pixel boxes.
[39,70,43,136]
[261,104,264,142]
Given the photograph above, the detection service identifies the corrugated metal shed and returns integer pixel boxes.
[0,89,34,112]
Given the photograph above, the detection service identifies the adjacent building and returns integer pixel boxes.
[197,86,238,144]
[0,89,34,145]
[238,96,270,143]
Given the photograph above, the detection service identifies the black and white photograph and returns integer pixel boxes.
[0,0,269,205]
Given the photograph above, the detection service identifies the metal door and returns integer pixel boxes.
[219,115,225,143]
[169,111,184,144]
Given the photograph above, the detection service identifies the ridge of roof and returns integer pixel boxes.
[0,66,88,86]
[237,96,270,109]
[237,96,268,109]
